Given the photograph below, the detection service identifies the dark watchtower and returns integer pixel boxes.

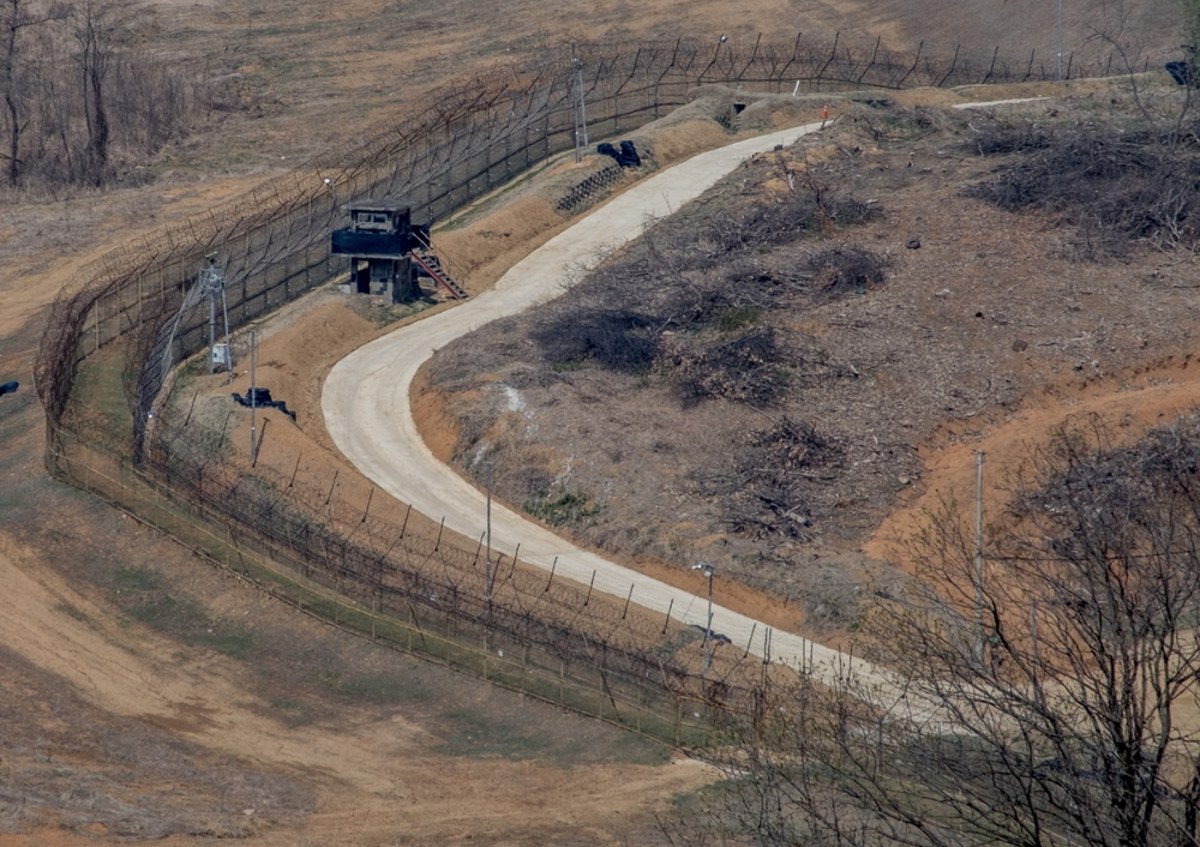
[330,202,421,302]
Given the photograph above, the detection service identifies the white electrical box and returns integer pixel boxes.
[212,342,232,370]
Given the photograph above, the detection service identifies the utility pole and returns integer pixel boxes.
[249,329,258,463]
[1056,0,1064,81]
[692,561,715,672]
[207,263,217,373]
[485,461,493,601]
[974,450,986,668]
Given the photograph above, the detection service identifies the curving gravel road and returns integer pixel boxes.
[322,120,909,700]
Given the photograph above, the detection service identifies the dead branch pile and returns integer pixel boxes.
[531,307,661,374]
[1012,412,1200,550]
[968,121,1054,155]
[807,245,890,297]
[967,121,1200,255]
[697,183,881,256]
[696,416,844,541]
[664,325,790,406]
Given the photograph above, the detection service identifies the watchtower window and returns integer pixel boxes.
[351,210,394,232]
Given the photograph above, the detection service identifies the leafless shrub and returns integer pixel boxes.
[531,307,660,373]
[854,104,959,145]
[1011,411,1200,556]
[700,181,882,258]
[968,120,1055,155]
[662,269,750,326]
[719,254,773,286]
[824,195,881,226]
[494,462,555,505]
[700,191,823,254]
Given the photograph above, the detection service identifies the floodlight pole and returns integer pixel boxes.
[202,256,229,376]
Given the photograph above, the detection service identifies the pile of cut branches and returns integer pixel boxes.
[696,416,844,540]
[967,120,1200,255]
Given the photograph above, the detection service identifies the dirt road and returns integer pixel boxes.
[322,119,906,695]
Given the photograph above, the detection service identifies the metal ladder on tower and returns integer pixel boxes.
[411,230,469,301]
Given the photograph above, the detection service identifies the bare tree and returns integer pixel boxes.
[1,0,212,189]
[31,22,75,180]
[74,0,118,184]
[0,0,66,185]
[678,413,1200,847]
[1185,0,1200,57]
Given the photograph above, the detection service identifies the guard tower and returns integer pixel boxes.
[330,202,420,302]
[330,202,468,303]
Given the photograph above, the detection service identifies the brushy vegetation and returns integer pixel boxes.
[0,0,238,189]
[523,488,603,528]
[530,174,887,408]
[666,412,1200,847]
[512,160,887,541]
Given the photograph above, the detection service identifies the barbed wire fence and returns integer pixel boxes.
[34,31,1116,736]
[55,412,773,743]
